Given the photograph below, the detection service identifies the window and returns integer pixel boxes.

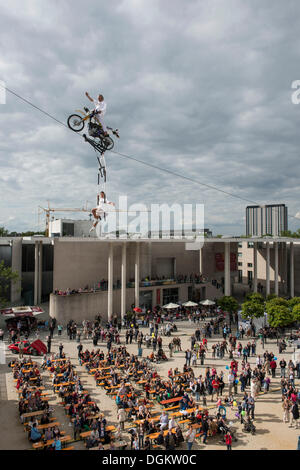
[43,245,54,271]
[247,242,254,248]
[247,263,253,268]
[238,270,243,283]
[62,223,74,237]
[248,271,253,283]
[238,262,242,267]
[238,242,242,248]
[22,245,35,272]
[238,252,242,257]
[162,288,178,305]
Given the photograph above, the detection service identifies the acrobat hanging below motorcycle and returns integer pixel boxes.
[89,191,115,232]
[67,91,119,155]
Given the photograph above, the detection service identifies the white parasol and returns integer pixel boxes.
[200,299,216,306]
[182,301,198,307]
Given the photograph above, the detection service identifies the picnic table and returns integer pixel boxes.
[32,434,72,450]
[37,421,60,431]
[80,425,116,440]
[17,387,45,393]
[170,407,196,418]
[160,396,184,406]
[21,409,52,422]
[147,428,176,440]
[53,382,75,388]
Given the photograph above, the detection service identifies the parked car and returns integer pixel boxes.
[8,339,47,356]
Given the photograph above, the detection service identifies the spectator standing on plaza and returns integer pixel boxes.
[47,335,51,354]
[270,358,277,378]
[225,431,232,450]
[280,358,287,378]
[118,407,126,430]
[185,425,196,451]
[18,341,24,359]
[58,343,64,358]
[185,349,191,367]
[290,402,299,429]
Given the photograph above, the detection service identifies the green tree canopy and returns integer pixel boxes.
[0,227,9,237]
[245,292,265,304]
[266,297,288,308]
[267,304,293,328]
[217,296,239,313]
[266,293,277,301]
[241,300,265,319]
[288,297,300,310]
[281,229,300,238]
[292,304,300,323]
[0,260,19,307]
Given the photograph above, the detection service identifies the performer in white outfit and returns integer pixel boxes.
[85,91,108,135]
[90,191,115,232]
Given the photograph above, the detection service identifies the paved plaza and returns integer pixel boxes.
[0,313,299,451]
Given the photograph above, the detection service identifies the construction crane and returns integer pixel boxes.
[38,202,91,236]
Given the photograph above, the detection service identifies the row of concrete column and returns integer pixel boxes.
[107,242,140,322]
[34,241,43,305]
[222,241,295,298]
[264,241,294,297]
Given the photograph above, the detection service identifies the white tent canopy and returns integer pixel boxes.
[200,299,216,306]
[162,303,180,309]
[182,301,198,307]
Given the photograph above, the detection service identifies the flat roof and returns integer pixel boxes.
[1,236,299,244]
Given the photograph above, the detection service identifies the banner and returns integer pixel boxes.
[215,253,237,271]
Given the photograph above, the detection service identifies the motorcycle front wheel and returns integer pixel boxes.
[67,114,85,132]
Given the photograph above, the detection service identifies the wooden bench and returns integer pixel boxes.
[164,405,180,412]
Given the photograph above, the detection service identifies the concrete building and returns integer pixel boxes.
[1,236,299,325]
[246,204,288,236]
[235,239,300,298]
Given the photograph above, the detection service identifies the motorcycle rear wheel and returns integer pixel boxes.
[102,136,114,151]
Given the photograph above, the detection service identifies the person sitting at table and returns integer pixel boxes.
[52,425,61,438]
[143,436,151,450]
[180,397,188,411]
[188,396,195,408]
[86,428,100,448]
[43,426,53,442]
[30,423,42,442]
[52,435,62,450]
[154,430,165,446]
[174,425,184,446]
[40,413,50,425]
[159,411,169,430]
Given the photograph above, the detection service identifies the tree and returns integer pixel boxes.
[266,293,277,301]
[292,304,300,323]
[266,297,288,308]
[217,296,239,314]
[266,304,293,328]
[281,229,300,238]
[288,297,300,310]
[241,301,265,319]
[0,227,9,237]
[245,292,265,304]
[0,260,19,307]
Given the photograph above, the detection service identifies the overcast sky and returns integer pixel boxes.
[1,0,300,235]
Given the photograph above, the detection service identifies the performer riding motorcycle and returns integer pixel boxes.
[85,91,109,137]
